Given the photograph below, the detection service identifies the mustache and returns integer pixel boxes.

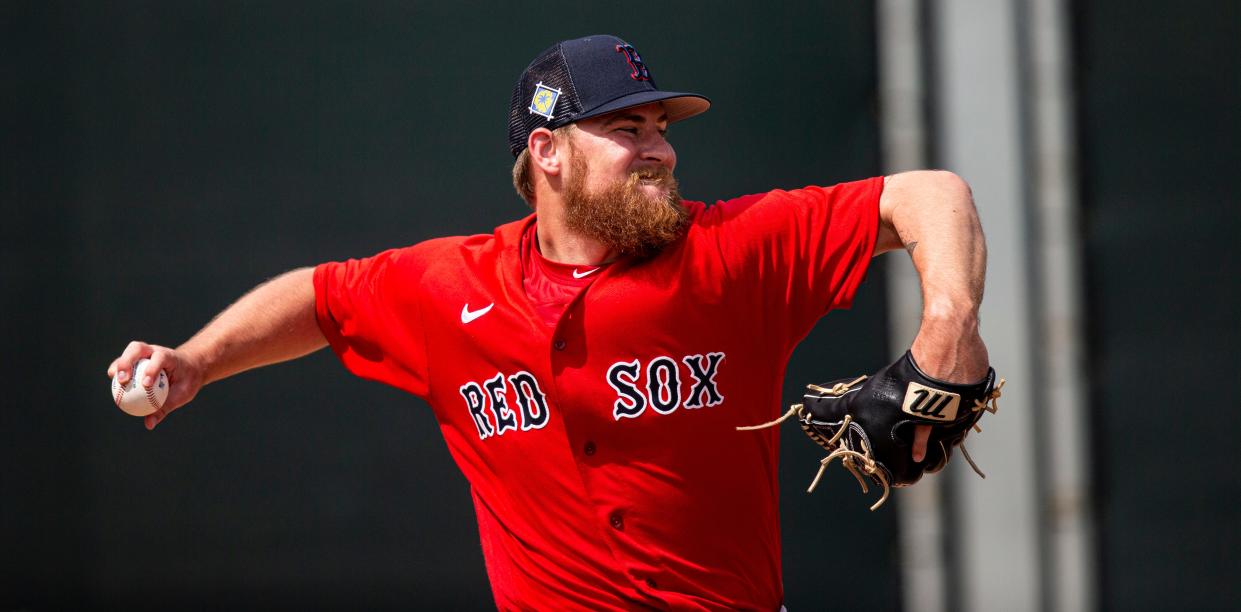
[629,165,676,185]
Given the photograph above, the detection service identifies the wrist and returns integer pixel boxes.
[177,336,220,384]
[909,326,988,384]
[920,299,980,332]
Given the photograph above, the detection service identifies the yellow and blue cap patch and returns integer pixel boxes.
[528,82,561,120]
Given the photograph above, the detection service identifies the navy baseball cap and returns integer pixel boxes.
[507,34,710,157]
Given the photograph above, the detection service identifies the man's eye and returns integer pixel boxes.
[618,127,638,134]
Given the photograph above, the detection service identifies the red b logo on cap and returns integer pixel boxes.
[615,44,651,81]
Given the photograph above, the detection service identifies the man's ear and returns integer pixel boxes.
[528,128,562,176]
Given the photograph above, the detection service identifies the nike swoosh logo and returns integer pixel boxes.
[461,303,494,324]
[572,267,600,279]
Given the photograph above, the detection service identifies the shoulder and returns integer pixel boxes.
[386,214,531,269]
[692,178,882,219]
[686,178,883,230]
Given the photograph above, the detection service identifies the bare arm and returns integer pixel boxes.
[107,267,327,430]
[875,170,990,459]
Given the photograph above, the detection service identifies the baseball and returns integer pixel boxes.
[111,358,169,417]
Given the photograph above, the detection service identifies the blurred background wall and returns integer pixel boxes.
[1076,1,1239,610]
[2,1,1237,610]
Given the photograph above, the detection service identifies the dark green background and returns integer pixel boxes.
[1075,1,1240,610]
[4,2,893,609]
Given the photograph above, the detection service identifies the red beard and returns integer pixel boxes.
[562,152,690,259]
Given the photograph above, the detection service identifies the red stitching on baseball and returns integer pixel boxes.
[145,375,162,411]
[114,378,126,407]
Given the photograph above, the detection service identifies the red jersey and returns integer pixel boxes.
[313,177,882,610]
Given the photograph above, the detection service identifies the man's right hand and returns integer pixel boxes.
[108,341,206,430]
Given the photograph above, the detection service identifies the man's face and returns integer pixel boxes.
[559,103,689,258]
[567,102,678,195]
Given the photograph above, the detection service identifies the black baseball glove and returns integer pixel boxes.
[739,350,1004,510]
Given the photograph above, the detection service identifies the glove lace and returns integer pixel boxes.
[959,443,985,479]
[806,376,868,397]
[969,378,1006,432]
[806,428,892,511]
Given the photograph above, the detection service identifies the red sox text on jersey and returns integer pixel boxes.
[459,351,726,440]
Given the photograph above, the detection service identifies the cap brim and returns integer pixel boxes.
[577,90,711,125]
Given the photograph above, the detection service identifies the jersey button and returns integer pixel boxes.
[609,512,624,530]
[553,339,566,351]
[583,441,596,456]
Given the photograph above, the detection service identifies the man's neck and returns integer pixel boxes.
[534,205,618,266]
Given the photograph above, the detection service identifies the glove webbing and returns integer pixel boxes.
[736,376,894,509]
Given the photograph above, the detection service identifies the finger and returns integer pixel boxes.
[912,425,931,462]
[143,348,175,388]
[147,378,197,429]
[111,341,152,382]
[145,409,165,431]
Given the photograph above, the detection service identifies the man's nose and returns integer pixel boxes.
[641,135,676,169]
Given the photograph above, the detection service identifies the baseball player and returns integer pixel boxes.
[108,35,992,610]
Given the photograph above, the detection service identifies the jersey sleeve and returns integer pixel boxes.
[313,246,431,399]
[700,176,883,345]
